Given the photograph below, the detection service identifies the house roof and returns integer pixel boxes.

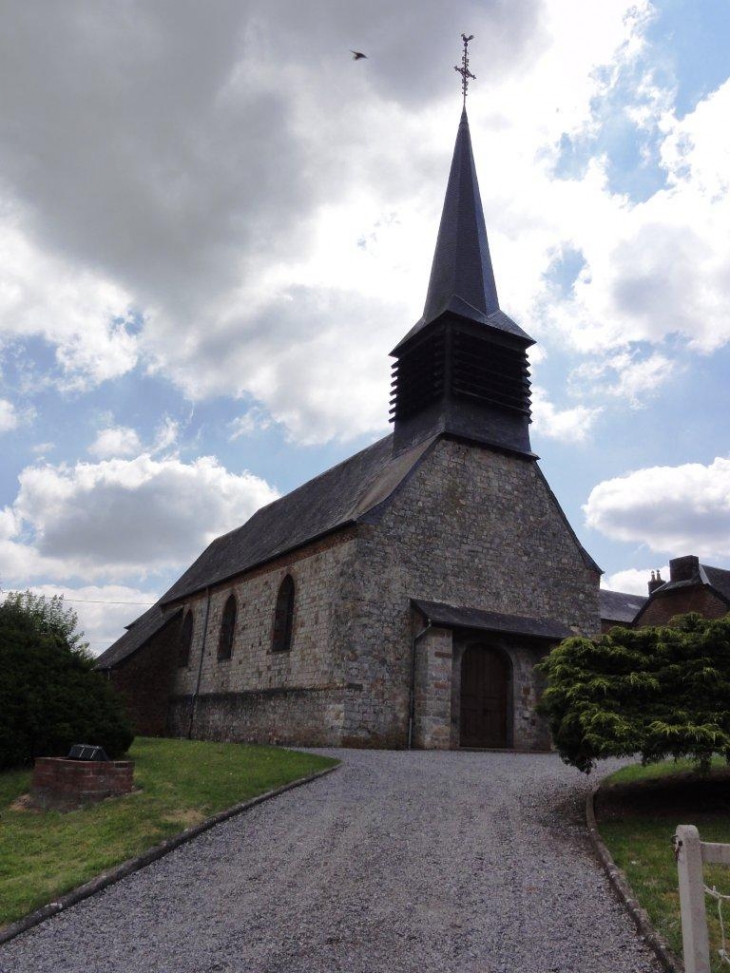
[599,589,647,625]
[412,599,573,641]
[392,110,532,354]
[643,562,730,605]
[703,565,730,602]
[95,603,181,669]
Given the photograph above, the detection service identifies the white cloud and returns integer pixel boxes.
[0,215,139,389]
[229,408,273,440]
[0,0,664,444]
[584,457,730,557]
[569,350,675,407]
[550,78,730,357]
[602,566,667,595]
[89,426,142,459]
[530,386,601,443]
[1,454,279,583]
[0,398,18,433]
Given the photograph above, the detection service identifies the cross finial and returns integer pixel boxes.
[454,33,475,108]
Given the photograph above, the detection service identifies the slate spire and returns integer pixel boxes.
[390,108,535,458]
[422,108,500,327]
[395,109,531,349]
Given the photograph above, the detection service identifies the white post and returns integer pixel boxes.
[676,824,711,973]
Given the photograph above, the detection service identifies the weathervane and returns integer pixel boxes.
[454,33,475,107]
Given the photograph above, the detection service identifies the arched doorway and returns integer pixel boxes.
[460,644,511,748]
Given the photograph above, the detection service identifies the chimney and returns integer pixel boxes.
[669,556,700,583]
[648,569,665,595]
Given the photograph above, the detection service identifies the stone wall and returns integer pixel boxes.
[341,437,600,746]
[108,612,183,736]
[412,626,453,749]
[167,531,356,745]
[168,685,346,746]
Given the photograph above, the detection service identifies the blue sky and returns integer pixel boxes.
[1,0,730,653]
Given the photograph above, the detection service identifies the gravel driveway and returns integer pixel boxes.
[2,750,662,973]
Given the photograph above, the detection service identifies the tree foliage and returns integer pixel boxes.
[0,592,134,770]
[2,589,89,654]
[537,613,730,773]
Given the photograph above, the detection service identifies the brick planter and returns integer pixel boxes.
[32,757,134,809]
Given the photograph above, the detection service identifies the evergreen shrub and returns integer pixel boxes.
[0,594,134,769]
[537,612,730,773]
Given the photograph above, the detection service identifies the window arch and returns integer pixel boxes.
[218,594,237,661]
[272,575,295,653]
[178,610,194,668]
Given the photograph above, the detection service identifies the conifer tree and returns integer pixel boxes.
[537,613,730,773]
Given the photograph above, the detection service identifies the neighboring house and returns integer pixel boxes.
[633,556,730,628]
[598,556,730,632]
[97,109,602,750]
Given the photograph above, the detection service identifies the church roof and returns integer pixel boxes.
[392,110,532,354]
[97,433,434,668]
[96,603,181,670]
[160,433,433,606]
[599,589,647,625]
[412,599,573,641]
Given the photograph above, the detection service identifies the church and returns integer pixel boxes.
[97,101,602,751]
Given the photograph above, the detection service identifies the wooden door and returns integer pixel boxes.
[460,645,510,748]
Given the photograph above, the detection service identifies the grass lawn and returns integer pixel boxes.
[596,758,730,972]
[0,737,337,929]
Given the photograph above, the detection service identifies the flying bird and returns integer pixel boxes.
[350,50,368,60]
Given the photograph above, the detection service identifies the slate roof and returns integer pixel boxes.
[160,433,433,605]
[412,599,573,641]
[702,566,730,602]
[646,563,730,603]
[392,110,532,354]
[599,589,647,625]
[97,433,435,668]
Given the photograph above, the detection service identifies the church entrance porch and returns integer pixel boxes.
[459,644,511,748]
[410,599,566,751]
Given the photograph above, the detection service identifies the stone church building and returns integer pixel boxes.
[98,109,601,751]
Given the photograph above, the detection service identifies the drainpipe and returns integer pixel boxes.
[188,587,212,739]
[408,620,433,750]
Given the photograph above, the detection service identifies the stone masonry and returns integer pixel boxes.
[159,435,599,750]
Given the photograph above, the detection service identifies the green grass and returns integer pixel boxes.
[596,760,730,972]
[0,737,337,928]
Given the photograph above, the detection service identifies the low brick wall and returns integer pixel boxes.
[32,757,134,808]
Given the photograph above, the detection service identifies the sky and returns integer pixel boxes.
[1,0,730,654]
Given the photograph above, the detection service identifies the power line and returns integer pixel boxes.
[50,598,155,606]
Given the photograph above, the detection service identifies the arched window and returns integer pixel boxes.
[272,575,295,653]
[178,610,194,668]
[218,594,236,660]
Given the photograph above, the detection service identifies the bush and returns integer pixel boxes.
[536,613,730,773]
[0,595,134,769]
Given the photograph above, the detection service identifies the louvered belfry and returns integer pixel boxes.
[390,109,534,457]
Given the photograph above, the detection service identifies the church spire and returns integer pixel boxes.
[394,107,531,350]
[390,37,534,458]
[422,107,501,328]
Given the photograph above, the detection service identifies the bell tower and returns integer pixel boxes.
[390,92,534,457]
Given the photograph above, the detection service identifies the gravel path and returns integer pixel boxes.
[1,750,662,973]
